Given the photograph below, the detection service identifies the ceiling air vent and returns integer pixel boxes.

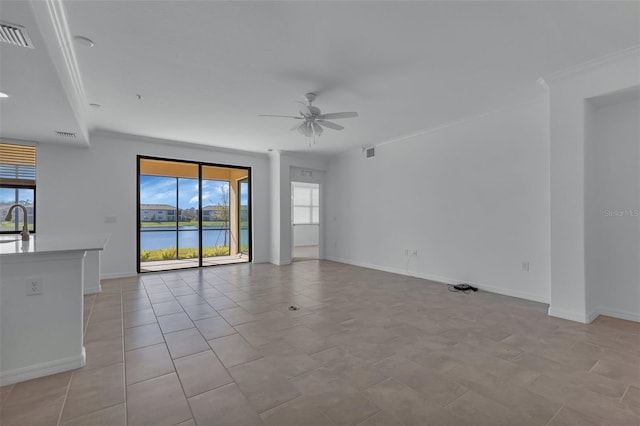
[55,131,76,138]
[0,21,34,48]
[365,147,375,158]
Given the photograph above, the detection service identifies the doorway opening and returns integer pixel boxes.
[137,156,251,273]
[292,181,320,261]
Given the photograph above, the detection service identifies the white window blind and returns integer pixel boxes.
[1,143,36,233]
[293,183,319,225]
[0,143,36,186]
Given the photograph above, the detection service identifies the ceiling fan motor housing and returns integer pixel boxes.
[306,106,321,116]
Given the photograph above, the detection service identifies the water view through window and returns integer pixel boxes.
[138,157,250,272]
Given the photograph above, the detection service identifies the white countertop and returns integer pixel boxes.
[0,234,109,257]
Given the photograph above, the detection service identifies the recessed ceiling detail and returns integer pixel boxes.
[0,21,34,48]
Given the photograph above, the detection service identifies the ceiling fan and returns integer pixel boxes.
[260,93,358,144]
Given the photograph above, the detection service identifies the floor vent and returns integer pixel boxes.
[0,22,34,48]
[55,131,76,138]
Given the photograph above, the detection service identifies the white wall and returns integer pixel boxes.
[585,94,640,321]
[269,151,281,264]
[293,225,319,247]
[548,48,640,322]
[37,131,271,278]
[325,97,551,302]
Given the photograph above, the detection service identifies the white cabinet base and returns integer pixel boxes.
[0,348,85,385]
[84,250,102,294]
[1,251,88,386]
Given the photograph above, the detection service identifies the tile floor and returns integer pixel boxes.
[1,260,638,425]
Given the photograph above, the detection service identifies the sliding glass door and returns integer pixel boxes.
[201,170,231,265]
[239,178,249,256]
[138,156,251,272]
[177,176,201,263]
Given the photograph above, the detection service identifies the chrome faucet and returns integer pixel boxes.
[4,204,30,241]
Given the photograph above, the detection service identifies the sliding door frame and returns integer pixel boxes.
[237,177,251,258]
[136,155,252,273]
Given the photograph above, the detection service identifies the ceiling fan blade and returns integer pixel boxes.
[290,122,305,131]
[297,102,312,117]
[259,114,303,119]
[317,120,344,130]
[317,112,359,120]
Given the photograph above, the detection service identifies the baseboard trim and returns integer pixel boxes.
[101,271,137,280]
[269,258,292,266]
[548,307,594,323]
[325,256,550,304]
[586,309,600,324]
[596,307,640,323]
[84,283,102,295]
[548,306,640,324]
[0,348,86,386]
[468,280,550,304]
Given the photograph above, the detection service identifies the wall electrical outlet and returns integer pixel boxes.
[522,261,530,272]
[26,278,43,296]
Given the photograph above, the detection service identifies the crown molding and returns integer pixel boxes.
[29,0,89,144]
[542,45,640,84]
[354,94,548,154]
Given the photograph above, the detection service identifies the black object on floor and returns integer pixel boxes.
[448,284,479,294]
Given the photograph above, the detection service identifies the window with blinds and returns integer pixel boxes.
[1,142,36,233]
[0,143,36,186]
[292,182,320,225]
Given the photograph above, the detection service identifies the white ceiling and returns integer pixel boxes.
[0,1,87,146]
[1,1,639,155]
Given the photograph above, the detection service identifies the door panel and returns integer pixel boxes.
[239,178,249,256]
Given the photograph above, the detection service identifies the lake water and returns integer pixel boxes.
[140,226,248,250]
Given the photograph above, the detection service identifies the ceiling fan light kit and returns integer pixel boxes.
[260,92,358,146]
